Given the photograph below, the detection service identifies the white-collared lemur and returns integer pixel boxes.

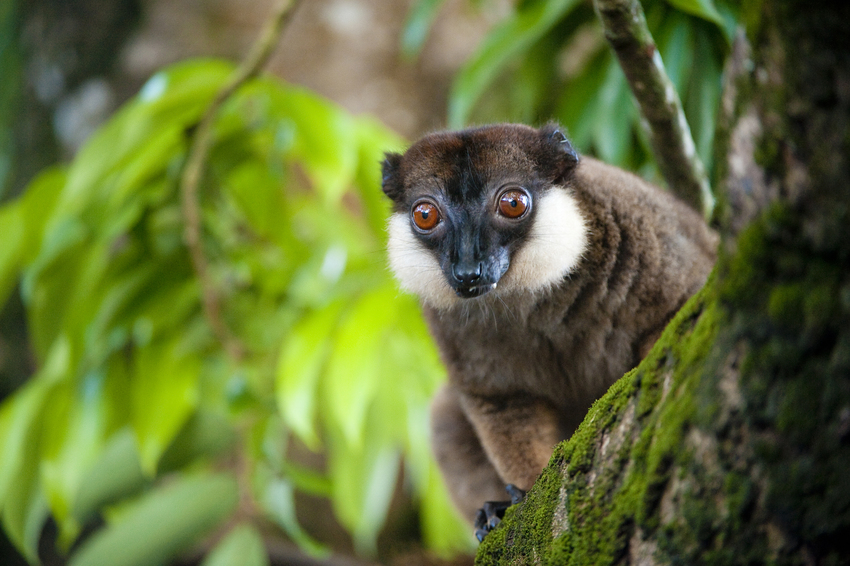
[380,123,716,540]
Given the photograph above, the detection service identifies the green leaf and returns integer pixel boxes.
[275,301,345,450]
[664,0,723,25]
[122,276,199,343]
[158,410,237,473]
[261,477,328,558]
[685,27,722,168]
[0,338,70,560]
[281,462,332,497]
[448,0,582,127]
[401,0,448,59]
[18,167,66,256]
[419,459,475,554]
[59,60,232,218]
[81,260,161,368]
[327,436,400,556]
[223,161,292,244]
[40,372,111,547]
[130,339,200,475]
[244,80,360,204]
[68,473,238,566]
[656,11,694,95]
[511,31,562,124]
[378,300,444,488]
[71,429,147,524]
[352,117,403,238]
[715,0,740,43]
[592,63,635,166]
[351,446,399,555]
[0,336,70,509]
[251,415,331,498]
[0,167,65,309]
[202,524,269,566]
[0,383,51,562]
[22,220,97,360]
[324,287,397,449]
[1,468,48,564]
[556,48,611,151]
[0,198,23,308]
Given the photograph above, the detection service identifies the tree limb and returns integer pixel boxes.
[179,0,302,361]
[593,0,714,217]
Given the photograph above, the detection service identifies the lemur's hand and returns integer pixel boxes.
[473,484,526,542]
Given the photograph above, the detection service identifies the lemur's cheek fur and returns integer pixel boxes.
[387,213,458,310]
[499,188,587,294]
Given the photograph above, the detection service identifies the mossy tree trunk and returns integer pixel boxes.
[476,1,850,564]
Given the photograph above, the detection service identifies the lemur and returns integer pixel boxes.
[381,123,716,540]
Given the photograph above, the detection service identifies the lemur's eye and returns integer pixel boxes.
[412,201,441,231]
[497,188,530,219]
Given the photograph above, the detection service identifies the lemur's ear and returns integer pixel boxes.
[381,152,404,202]
[538,123,579,184]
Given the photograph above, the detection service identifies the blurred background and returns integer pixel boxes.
[0,0,735,564]
[2,0,506,199]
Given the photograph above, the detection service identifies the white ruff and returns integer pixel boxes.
[387,213,458,309]
[497,189,587,295]
[387,188,587,310]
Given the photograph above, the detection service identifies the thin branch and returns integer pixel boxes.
[593,0,714,217]
[180,0,302,361]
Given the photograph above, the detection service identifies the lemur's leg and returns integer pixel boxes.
[430,385,507,523]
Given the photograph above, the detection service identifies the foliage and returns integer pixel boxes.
[0,59,472,564]
[405,0,738,181]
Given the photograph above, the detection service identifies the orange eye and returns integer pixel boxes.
[498,189,530,219]
[412,201,441,231]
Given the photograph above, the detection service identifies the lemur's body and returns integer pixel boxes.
[381,124,716,537]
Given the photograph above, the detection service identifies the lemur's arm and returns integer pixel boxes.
[459,392,563,491]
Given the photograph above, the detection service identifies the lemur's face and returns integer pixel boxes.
[381,124,588,310]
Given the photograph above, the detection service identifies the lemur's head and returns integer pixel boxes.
[381,123,588,310]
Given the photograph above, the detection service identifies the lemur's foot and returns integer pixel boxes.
[473,484,527,542]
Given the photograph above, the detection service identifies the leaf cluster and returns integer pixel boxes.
[0,59,470,564]
[406,0,738,181]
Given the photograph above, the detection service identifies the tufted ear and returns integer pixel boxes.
[538,123,580,184]
[381,152,404,202]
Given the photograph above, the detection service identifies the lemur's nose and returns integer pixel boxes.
[452,262,483,286]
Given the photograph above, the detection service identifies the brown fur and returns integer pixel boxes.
[383,125,717,522]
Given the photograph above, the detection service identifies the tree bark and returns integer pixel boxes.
[476,1,850,564]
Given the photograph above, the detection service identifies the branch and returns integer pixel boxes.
[593,0,714,217]
[179,0,302,361]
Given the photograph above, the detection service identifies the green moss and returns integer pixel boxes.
[767,282,805,326]
[475,443,573,565]
[727,202,850,558]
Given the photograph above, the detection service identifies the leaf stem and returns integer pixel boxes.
[593,0,714,217]
[179,0,302,361]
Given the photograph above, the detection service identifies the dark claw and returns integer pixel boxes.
[481,501,504,529]
[473,485,527,542]
[474,508,487,530]
[506,484,526,505]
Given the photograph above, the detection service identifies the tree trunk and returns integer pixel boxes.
[476,1,850,564]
